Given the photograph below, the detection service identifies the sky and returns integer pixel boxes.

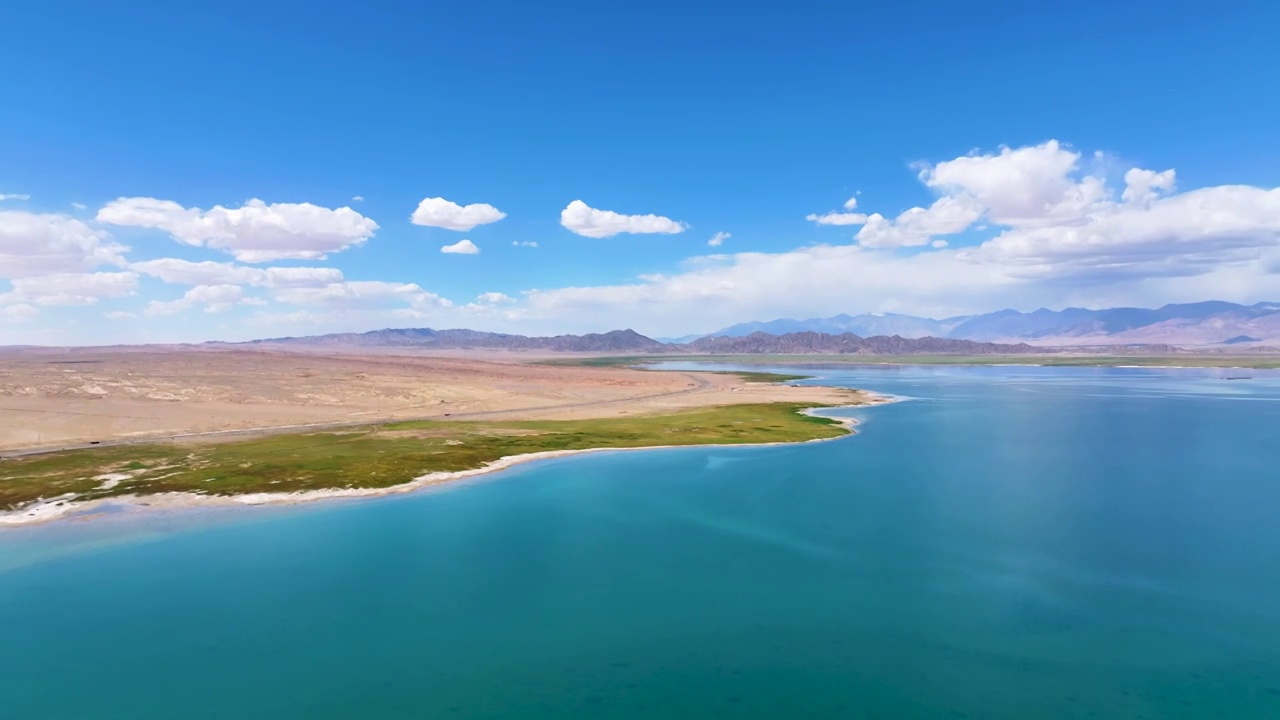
[3,0,1280,345]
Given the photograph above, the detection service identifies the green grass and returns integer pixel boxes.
[0,403,850,511]
[537,356,660,368]
[706,370,810,383]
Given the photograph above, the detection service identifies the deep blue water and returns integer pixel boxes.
[2,365,1279,719]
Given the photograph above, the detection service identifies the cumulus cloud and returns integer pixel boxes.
[2,272,139,306]
[476,291,514,304]
[1,303,38,322]
[262,266,345,287]
[1,210,128,279]
[708,231,730,247]
[806,196,868,225]
[960,184,1280,279]
[97,197,378,262]
[512,240,538,248]
[351,195,365,203]
[559,200,687,238]
[855,195,983,248]
[0,193,31,202]
[505,141,1280,334]
[145,284,245,316]
[131,258,263,286]
[920,140,1108,227]
[441,239,480,255]
[514,245,1016,335]
[130,258,343,288]
[410,197,506,231]
[807,211,868,226]
[1121,168,1177,205]
[272,280,452,311]
[821,140,1280,279]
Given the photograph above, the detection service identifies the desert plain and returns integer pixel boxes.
[0,347,863,454]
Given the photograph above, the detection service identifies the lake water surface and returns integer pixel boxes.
[2,365,1279,718]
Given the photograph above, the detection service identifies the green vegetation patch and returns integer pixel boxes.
[536,356,660,368]
[0,403,847,511]
[704,370,810,383]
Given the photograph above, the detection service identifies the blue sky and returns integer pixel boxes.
[3,0,1280,344]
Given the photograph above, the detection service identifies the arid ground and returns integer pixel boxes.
[0,348,862,453]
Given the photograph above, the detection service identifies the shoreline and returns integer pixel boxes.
[0,398,894,528]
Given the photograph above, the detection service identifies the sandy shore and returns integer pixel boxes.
[0,402,892,527]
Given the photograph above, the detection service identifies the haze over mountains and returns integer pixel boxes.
[247,328,1041,355]
[233,301,1280,355]
[705,302,1280,347]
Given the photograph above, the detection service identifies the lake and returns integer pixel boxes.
[2,365,1279,718]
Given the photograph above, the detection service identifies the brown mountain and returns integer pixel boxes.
[247,328,672,353]
[685,331,1043,355]
[242,327,1045,355]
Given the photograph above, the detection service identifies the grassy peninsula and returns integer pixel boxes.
[1,402,853,514]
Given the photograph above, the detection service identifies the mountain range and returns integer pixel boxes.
[246,327,1042,355]
[704,302,1280,347]
[232,300,1280,354]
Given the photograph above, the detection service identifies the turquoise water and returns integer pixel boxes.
[2,365,1279,718]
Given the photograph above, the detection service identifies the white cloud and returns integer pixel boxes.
[559,200,687,238]
[515,245,1016,335]
[1,304,38,322]
[0,194,31,202]
[855,194,983,248]
[130,258,343,288]
[806,196,868,225]
[272,281,452,311]
[262,266,344,287]
[807,211,869,226]
[105,311,137,320]
[131,258,264,286]
[476,291,514,304]
[352,195,365,202]
[97,197,378,262]
[920,140,1107,227]
[708,231,730,247]
[3,272,139,306]
[961,184,1280,279]
[1122,168,1177,205]
[71,202,88,210]
[410,197,506,231]
[145,284,245,317]
[441,239,480,255]
[1,210,128,279]
[505,141,1280,334]
[512,240,539,248]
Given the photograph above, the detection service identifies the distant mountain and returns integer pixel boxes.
[686,332,1040,355]
[247,328,671,353]
[240,327,1043,355]
[703,302,1280,346]
[712,312,968,339]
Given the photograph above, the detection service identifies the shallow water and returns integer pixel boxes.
[2,365,1279,718]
